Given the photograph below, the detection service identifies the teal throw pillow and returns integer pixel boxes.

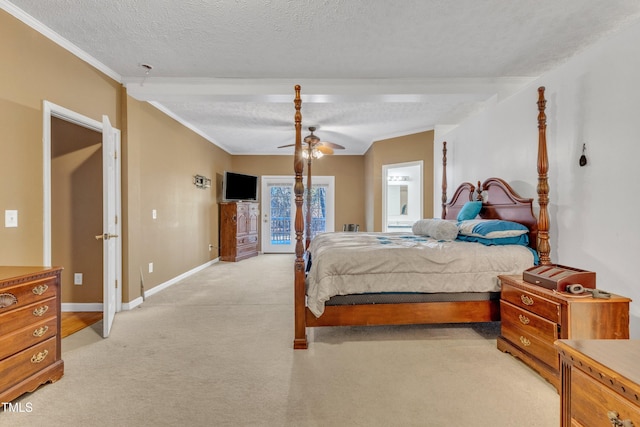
[456,201,482,221]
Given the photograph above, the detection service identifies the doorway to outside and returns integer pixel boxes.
[382,161,423,232]
[43,101,122,338]
[261,176,335,253]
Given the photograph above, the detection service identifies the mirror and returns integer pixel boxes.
[387,185,408,215]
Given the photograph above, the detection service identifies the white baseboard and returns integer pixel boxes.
[129,257,220,309]
[61,303,102,312]
[61,258,220,312]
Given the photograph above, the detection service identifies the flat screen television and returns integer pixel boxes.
[222,171,259,202]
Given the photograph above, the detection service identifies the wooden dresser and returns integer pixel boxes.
[0,266,64,402]
[556,340,640,427]
[497,274,630,391]
[220,201,259,262]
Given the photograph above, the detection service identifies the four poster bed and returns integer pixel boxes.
[292,85,551,349]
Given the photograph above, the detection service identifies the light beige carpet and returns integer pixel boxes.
[4,254,558,426]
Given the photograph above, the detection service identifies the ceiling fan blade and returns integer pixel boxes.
[316,145,334,155]
[277,144,296,148]
[319,141,345,150]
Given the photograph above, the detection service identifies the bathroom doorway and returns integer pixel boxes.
[382,161,423,232]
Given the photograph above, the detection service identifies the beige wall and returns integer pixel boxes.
[364,131,434,231]
[1,10,232,304]
[231,155,366,235]
[123,97,232,300]
[0,10,120,274]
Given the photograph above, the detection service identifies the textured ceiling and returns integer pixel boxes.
[4,0,640,154]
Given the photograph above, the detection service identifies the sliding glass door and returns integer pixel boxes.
[261,176,334,253]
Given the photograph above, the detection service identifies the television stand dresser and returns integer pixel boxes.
[0,266,64,402]
[220,201,259,262]
[497,274,630,391]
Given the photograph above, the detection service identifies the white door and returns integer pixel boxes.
[261,176,335,253]
[261,177,296,253]
[101,115,121,338]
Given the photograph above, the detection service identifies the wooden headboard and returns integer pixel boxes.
[442,178,538,250]
[440,87,550,259]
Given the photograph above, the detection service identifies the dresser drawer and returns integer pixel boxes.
[0,297,57,336]
[236,234,258,246]
[570,367,640,427]
[501,282,560,322]
[0,317,57,360]
[0,337,57,393]
[238,243,258,256]
[0,275,57,314]
[500,300,558,343]
[500,321,559,369]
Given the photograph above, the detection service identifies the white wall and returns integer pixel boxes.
[434,20,640,337]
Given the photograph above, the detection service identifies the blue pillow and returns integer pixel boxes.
[457,219,529,238]
[456,234,529,246]
[456,201,482,221]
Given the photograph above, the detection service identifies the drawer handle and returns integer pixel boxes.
[519,336,531,347]
[0,292,18,308]
[31,349,49,364]
[520,294,534,306]
[33,325,49,337]
[518,314,530,325]
[32,284,49,295]
[33,305,49,317]
[607,411,633,427]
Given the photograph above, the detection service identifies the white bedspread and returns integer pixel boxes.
[306,232,535,317]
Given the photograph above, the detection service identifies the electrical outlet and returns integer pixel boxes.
[5,210,18,228]
[74,273,83,285]
[148,262,153,273]
[209,244,213,251]
[152,209,157,219]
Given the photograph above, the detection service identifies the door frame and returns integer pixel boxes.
[42,101,123,315]
[260,175,335,253]
[382,161,423,232]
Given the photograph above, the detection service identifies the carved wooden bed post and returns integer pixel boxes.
[293,85,308,349]
[536,87,551,265]
[441,141,448,219]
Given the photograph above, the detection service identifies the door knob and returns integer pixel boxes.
[95,233,119,240]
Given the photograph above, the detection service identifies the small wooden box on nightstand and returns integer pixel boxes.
[496,274,630,391]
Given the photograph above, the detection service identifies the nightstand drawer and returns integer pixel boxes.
[501,321,559,369]
[500,300,558,343]
[570,367,640,427]
[501,282,560,323]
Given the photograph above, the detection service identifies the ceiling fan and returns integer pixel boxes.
[278,126,345,158]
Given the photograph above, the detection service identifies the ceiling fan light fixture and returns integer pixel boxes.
[302,148,324,159]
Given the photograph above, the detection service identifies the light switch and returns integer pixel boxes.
[152,209,157,219]
[5,210,18,228]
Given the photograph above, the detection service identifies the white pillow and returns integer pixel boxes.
[412,219,459,241]
[457,219,528,238]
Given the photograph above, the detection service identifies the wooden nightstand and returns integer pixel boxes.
[497,274,630,391]
[556,340,640,427]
